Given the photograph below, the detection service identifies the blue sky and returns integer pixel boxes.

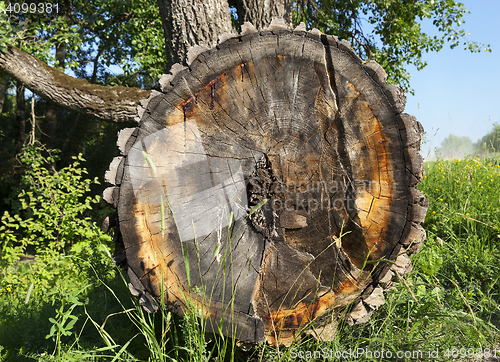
[404,0,499,160]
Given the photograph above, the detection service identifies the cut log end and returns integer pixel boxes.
[105,20,428,345]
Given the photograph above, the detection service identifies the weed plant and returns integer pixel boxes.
[0,149,499,361]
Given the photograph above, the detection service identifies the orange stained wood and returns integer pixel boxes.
[205,72,228,88]
[133,200,194,310]
[172,65,256,131]
[346,81,361,97]
[262,279,359,333]
[337,79,394,263]
[133,52,397,341]
[114,28,429,347]
[355,189,374,213]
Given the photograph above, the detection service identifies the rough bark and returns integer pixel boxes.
[157,0,233,68]
[0,46,150,123]
[15,81,26,153]
[106,22,428,345]
[231,0,292,29]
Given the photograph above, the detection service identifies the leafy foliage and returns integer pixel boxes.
[1,0,165,85]
[0,144,116,359]
[292,0,491,92]
[0,2,13,52]
[0,144,108,290]
[2,0,490,92]
[45,286,87,360]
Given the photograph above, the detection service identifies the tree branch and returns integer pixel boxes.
[0,45,150,122]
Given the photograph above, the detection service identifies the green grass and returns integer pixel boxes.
[1,155,499,361]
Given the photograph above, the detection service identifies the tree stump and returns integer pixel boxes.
[103,19,428,345]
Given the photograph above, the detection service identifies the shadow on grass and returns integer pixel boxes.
[0,269,261,361]
[0,273,141,361]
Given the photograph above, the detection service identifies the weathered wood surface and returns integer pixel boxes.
[104,19,428,345]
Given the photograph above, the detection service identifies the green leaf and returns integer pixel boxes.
[420,247,444,276]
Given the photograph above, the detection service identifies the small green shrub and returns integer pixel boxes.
[0,144,105,289]
[0,144,114,359]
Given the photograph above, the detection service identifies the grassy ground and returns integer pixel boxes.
[0,155,499,361]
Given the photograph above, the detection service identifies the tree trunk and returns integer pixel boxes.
[105,22,428,345]
[41,0,71,149]
[42,54,66,149]
[15,81,26,153]
[157,0,233,68]
[0,46,150,123]
[61,114,81,153]
[0,73,8,116]
[43,100,61,149]
[231,0,292,29]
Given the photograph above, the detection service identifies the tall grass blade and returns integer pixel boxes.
[249,199,267,215]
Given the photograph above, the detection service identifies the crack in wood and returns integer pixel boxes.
[108,28,428,345]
